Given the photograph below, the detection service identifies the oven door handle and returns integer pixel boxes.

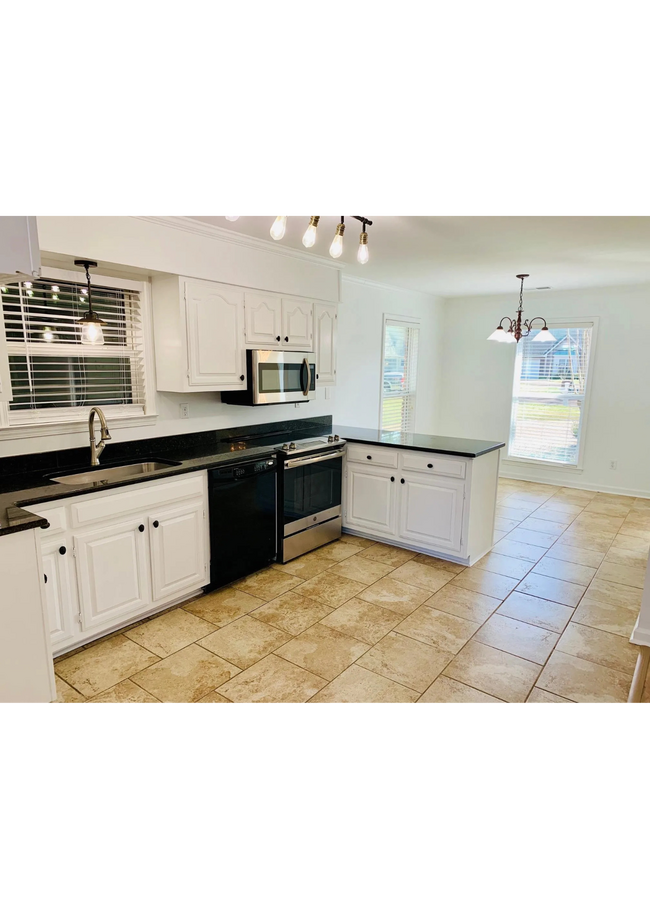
[301,358,312,396]
[284,448,346,468]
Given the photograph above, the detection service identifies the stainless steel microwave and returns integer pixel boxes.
[222,350,317,406]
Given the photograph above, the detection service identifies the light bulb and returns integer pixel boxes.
[330,223,345,258]
[532,327,556,342]
[225,216,239,221]
[303,225,317,247]
[357,231,369,265]
[270,216,287,240]
[80,321,104,345]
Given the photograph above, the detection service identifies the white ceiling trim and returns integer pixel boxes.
[340,273,439,298]
[135,216,343,273]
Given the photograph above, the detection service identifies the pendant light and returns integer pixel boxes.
[329,217,345,258]
[302,216,320,248]
[74,259,105,345]
[488,274,556,344]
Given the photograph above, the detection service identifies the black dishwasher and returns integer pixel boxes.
[207,455,277,589]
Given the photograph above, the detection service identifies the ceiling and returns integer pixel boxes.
[188,216,650,298]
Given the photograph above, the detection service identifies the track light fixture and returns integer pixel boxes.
[74,259,105,345]
[225,216,374,263]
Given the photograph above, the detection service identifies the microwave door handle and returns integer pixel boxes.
[302,357,311,396]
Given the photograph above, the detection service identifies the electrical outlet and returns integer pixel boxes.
[180,403,189,419]
[609,460,617,470]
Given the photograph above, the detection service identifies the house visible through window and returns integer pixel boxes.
[381,317,420,432]
[508,324,594,465]
[0,274,146,427]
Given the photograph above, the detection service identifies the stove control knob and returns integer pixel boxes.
[333,434,340,442]
[289,442,296,450]
[327,435,334,443]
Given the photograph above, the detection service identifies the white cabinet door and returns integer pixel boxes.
[245,291,282,346]
[345,463,397,536]
[398,473,464,553]
[313,302,337,385]
[149,501,207,602]
[281,298,313,349]
[42,538,76,649]
[184,280,245,389]
[75,517,151,630]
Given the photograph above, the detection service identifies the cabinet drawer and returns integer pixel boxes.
[346,444,399,468]
[70,474,205,527]
[400,452,467,479]
[23,503,67,537]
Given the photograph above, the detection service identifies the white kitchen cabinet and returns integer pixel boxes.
[152,275,246,392]
[41,537,77,650]
[281,297,313,349]
[25,471,210,655]
[75,516,151,630]
[244,291,283,345]
[345,463,397,536]
[149,500,206,602]
[343,445,500,565]
[185,280,246,388]
[313,302,337,385]
[397,473,464,553]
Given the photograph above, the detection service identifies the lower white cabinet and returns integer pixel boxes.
[343,444,500,565]
[345,464,396,535]
[41,537,76,648]
[149,501,206,602]
[26,471,209,655]
[397,473,464,553]
[75,516,151,630]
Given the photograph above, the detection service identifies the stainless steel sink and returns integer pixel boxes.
[50,461,180,486]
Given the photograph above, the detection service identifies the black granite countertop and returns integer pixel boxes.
[333,426,505,458]
[0,416,332,539]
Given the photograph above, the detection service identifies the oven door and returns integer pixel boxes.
[252,350,317,404]
[283,449,344,536]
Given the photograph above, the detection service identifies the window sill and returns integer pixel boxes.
[503,456,584,474]
[0,413,158,441]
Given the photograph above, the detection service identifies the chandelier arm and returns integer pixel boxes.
[528,317,550,328]
[498,316,513,328]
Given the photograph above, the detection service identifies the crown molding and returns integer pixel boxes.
[134,216,344,273]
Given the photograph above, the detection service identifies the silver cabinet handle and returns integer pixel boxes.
[285,448,345,468]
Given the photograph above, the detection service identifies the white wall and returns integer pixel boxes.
[336,278,445,432]
[437,284,650,497]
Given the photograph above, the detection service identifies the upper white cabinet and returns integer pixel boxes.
[244,291,282,345]
[313,302,337,385]
[0,216,40,284]
[281,298,313,349]
[244,292,314,350]
[152,276,246,392]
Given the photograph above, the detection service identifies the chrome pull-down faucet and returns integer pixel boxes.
[88,406,111,466]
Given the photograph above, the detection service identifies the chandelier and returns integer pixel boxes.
[488,274,556,344]
[224,216,373,264]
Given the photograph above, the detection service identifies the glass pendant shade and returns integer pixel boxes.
[532,327,556,343]
[503,330,516,343]
[487,327,510,342]
[80,318,105,345]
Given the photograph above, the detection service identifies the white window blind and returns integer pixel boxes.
[508,324,593,465]
[1,275,146,427]
[381,318,420,432]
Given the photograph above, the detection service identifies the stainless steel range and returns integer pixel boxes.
[275,435,346,562]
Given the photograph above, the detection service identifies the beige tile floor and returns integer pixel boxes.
[53,478,650,703]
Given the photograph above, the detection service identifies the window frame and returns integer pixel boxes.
[505,315,599,471]
[0,265,157,438]
[379,313,420,433]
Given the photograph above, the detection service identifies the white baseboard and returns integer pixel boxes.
[499,468,650,500]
